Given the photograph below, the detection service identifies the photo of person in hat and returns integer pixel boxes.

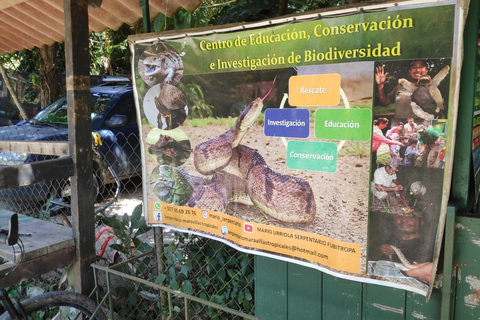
[375,59,450,120]
[417,124,443,168]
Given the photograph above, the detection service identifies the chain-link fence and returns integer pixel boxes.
[93,230,255,319]
[0,127,256,319]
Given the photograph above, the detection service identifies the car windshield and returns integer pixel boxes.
[30,94,114,125]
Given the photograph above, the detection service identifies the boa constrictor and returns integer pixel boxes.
[390,245,416,271]
[185,97,316,224]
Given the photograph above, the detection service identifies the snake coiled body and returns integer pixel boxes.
[228,145,316,223]
[185,173,228,214]
[189,97,316,223]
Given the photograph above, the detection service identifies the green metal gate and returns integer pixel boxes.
[255,206,479,319]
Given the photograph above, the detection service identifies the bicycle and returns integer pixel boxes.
[0,213,106,319]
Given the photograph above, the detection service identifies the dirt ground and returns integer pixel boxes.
[144,121,371,268]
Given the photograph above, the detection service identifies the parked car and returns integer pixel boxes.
[0,76,141,203]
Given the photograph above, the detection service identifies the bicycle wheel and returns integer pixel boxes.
[3,291,106,320]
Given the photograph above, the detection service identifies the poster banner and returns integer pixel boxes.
[130,1,461,296]
[473,43,480,204]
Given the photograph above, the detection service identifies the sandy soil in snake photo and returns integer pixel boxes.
[144,121,371,269]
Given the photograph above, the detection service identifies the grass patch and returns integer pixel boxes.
[338,141,370,159]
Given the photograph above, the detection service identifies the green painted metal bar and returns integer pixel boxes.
[254,256,288,319]
[139,0,151,33]
[168,292,173,317]
[452,216,480,319]
[89,268,110,320]
[406,291,441,320]
[449,268,457,320]
[451,0,478,212]
[362,284,405,319]
[322,274,362,319]
[287,263,322,319]
[441,205,457,320]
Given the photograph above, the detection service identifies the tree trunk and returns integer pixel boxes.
[37,44,60,109]
[0,62,29,121]
[279,0,288,16]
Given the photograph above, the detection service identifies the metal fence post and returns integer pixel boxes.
[155,227,167,319]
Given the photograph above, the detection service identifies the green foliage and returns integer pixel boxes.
[98,204,152,259]
[0,277,67,315]
[338,141,370,159]
[55,43,66,76]
[154,0,346,30]
[23,86,37,102]
[97,204,157,318]
[163,233,255,318]
[321,0,350,7]
[39,113,67,124]
[1,42,65,77]
[153,13,171,32]
[98,205,254,318]
[177,82,215,118]
[1,50,38,73]
[209,0,339,25]
[154,9,194,32]
[213,0,280,25]
[5,280,36,300]
[0,52,42,106]
[191,1,230,27]
[89,24,136,75]
[38,196,53,221]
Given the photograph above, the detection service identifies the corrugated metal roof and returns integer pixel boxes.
[0,0,203,55]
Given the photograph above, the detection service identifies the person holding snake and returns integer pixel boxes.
[378,210,434,284]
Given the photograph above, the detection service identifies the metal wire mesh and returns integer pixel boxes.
[0,129,255,319]
[93,231,256,319]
